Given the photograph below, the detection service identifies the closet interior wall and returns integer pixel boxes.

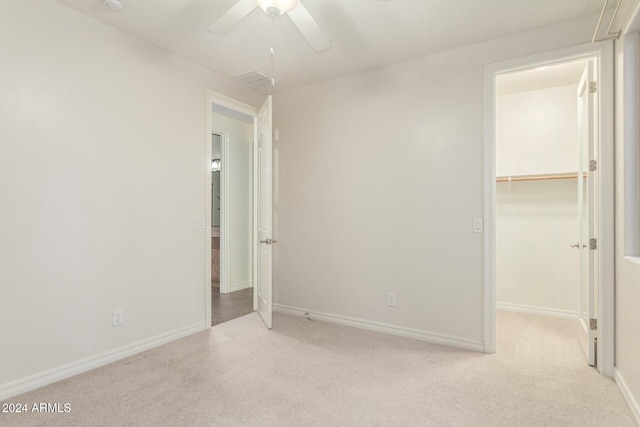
[212,112,254,293]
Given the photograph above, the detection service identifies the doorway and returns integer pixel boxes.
[494,58,594,367]
[210,109,254,326]
[205,91,274,330]
[483,42,614,377]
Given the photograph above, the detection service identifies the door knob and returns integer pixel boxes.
[259,238,278,245]
[571,243,580,248]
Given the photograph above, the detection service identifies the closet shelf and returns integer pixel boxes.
[496,172,586,183]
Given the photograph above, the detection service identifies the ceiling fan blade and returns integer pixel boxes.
[287,3,332,52]
[208,0,257,34]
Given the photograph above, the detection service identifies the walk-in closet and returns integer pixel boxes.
[495,59,592,361]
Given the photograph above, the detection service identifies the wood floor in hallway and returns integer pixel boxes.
[211,287,253,326]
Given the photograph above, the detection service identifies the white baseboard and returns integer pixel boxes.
[0,323,205,401]
[273,304,483,352]
[227,281,253,293]
[616,368,640,426]
[497,301,579,319]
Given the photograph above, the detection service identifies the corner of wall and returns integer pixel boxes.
[615,369,640,425]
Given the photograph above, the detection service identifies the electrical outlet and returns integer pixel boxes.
[112,309,124,327]
[387,293,396,307]
[194,216,205,229]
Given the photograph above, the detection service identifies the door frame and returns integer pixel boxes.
[483,41,615,378]
[206,90,260,328]
[211,130,230,294]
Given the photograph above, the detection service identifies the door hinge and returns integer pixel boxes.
[589,160,597,172]
[590,238,597,250]
[589,81,597,93]
[590,318,597,330]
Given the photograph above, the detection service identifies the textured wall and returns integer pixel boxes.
[272,16,595,344]
[0,0,261,390]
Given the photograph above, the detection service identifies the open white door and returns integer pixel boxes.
[577,61,598,366]
[256,95,273,329]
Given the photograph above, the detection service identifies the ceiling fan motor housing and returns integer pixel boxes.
[266,6,282,17]
[210,0,330,53]
[253,0,300,17]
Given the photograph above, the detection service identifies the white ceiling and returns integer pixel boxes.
[57,0,607,93]
[496,60,589,96]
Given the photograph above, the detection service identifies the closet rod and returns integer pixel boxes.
[496,173,585,183]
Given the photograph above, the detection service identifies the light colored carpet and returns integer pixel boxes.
[0,311,635,426]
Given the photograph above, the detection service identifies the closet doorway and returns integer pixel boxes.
[494,57,596,366]
[485,41,615,377]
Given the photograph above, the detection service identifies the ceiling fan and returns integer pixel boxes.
[208,0,332,52]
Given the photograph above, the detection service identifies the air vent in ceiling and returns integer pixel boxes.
[104,0,125,12]
[235,71,277,91]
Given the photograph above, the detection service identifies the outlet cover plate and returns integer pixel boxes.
[112,309,124,327]
[194,216,205,229]
[387,293,396,307]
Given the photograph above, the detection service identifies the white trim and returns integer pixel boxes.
[208,90,259,118]
[623,32,640,257]
[616,369,640,425]
[497,302,579,319]
[483,62,497,354]
[0,323,204,401]
[252,119,258,312]
[483,41,615,378]
[597,39,616,379]
[205,97,213,329]
[273,304,484,352]
[218,130,231,294]
[228,281,253,292]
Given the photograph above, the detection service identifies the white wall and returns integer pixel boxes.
[273,16,596,346]
[212,113,253,291]
[614,30,640,422]
[496,180,580,315]
[212,135,222,158]
[496,84,579,176]
[0,0,262,395]
[495,84,580,316]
